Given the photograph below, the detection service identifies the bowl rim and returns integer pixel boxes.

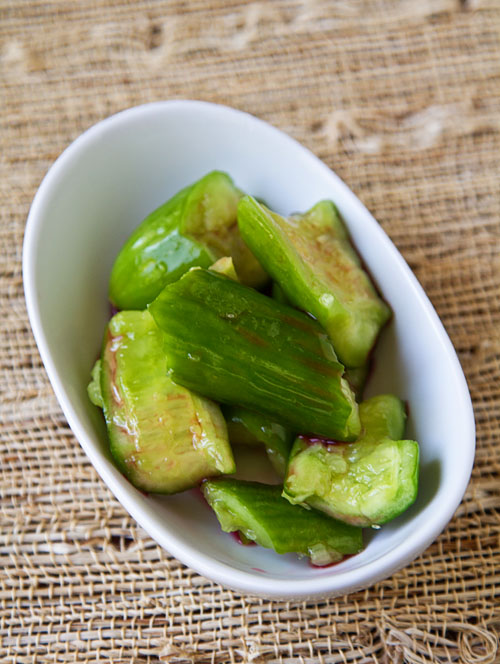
[23,100,476,599]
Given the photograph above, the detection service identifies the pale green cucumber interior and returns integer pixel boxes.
[285,439,418,526]
[283,394,418,526]
[98,310,234,493]
[183,172,267,288]
[202,483,274,549]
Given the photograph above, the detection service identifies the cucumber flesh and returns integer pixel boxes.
[238,196,391,367]
[88,359,103,408]
[283,395,419,526]
[203,479,363,565]
[182,174,267,289]
[224,405,293,477]
[109,172,267,310]
[95,310,235,493]
[149,268,361,441]
[209,256,239,281]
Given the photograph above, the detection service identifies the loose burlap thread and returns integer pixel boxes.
[1,1,499,662]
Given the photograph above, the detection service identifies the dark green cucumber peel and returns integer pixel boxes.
[109,172,267,310]
[109,184,212,310]
[237,196,391,368]
[344,363,370,399]
[202,479,363,565]
[93,310,235,494]
[223,405,294,477]
[271,281,291,306]
[283,395,419,527]
[149,268,361,441]
[211,261,294,475]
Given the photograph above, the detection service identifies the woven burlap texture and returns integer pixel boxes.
[1,1,499,662]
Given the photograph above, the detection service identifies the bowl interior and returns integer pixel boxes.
[24,102,474,597]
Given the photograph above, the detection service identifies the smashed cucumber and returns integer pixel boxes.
[283,395,419,527]
[149,268,361,441]
[87,168,422,567]
[209,255,239,281]
[209,257,294,475]
[223,406,293,477]
[203,479,363,565]
[109,171,267,310]
[90,310,235,493]
[271,271,370,398]
[237,196,391,368]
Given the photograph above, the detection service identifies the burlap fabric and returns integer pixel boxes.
[1,1,499,662]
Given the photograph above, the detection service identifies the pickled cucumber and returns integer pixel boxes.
[283,395,419,526]
[94,310,235,493]
[109,172,267,309]
[238,196,391,367]
[224,406,293,477]
[149,268,361,441]
[203,479,363,565]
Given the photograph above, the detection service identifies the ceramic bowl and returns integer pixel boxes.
[23,101,475,599]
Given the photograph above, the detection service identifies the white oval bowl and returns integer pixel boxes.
[23,101,475,600]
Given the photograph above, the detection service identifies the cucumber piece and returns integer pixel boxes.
[109,172,267,309]
[224,406,294,477]
[203,479,363,565]
[358,394,406,443]
[283,395,419,526]
[211,261,294,475]
[238,196,391,367]
[344,363,370,399]
[271,281,291,306]
[183,175,267,289]
[88,359,103,408]
[95,310,235,493]
[149,268,361,441]
[109,184,211,310]
[209,256,239,281]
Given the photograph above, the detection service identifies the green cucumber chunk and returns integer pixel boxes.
[344,363,370,399]
[149,268,361,441]
[237,196,391,367]
[109,172,267,309]
[210,262,294,475]
[209,256,239,281]
[183,175,267,289]
[283,395,419,526]
[88,359,104,408]
[271,281,291,306]
[224,406,294,477]
[203,479,363,565]
[95,310,235,493]
[358,393,406,443]
[109,184,212,310]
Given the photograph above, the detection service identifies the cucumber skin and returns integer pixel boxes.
[109,173,268,310]
[99,310,235,494]
[224,405,294,477]
[237,196,391,368]
[283,394,419,527]
[109,184,215,310]
[203,479,363,561]
[149,268,361,441]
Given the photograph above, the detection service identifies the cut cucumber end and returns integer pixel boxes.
[97,310,235,494]
[283,395,419,527]
[203,479,363,563]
